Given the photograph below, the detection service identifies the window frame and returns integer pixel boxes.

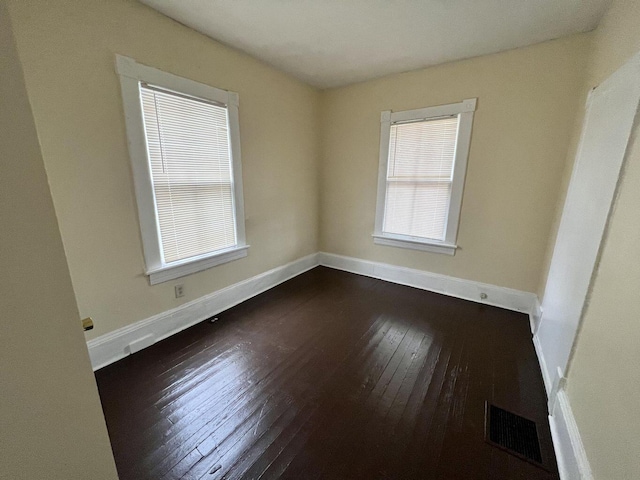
[373,98,477,255]
[116,55,248,285]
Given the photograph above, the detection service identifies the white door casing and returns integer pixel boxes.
[536,53,640,398]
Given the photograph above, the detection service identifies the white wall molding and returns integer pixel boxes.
[318,252,539,315]
[534,334,552,396]
[549,389,593,480]
[530,297,542,335]
[87,253,319,370]
[535,332,591,480]
[537,52,640,410]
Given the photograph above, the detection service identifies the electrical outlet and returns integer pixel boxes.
[174,284,185,298]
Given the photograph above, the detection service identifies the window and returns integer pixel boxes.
[117,55,247,284]
[374,98,476,255]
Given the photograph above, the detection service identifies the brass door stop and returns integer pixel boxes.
[82,317,94,331]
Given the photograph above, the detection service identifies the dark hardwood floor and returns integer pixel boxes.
[96,266,558,480]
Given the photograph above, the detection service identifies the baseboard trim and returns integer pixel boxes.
[534,334,552,396]
[549,389,593,480]
[534,333,591,479]
[318,252,539,315]
[87,253,319,370]
[530,297,542,335]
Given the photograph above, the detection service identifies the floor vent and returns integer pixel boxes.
[485,403,544,466]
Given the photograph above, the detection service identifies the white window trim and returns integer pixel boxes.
[373,98,477,255]
[116,55,248,285]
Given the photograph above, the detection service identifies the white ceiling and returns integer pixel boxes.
[140,0,611,89]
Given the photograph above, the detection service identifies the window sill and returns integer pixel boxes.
[373,234,457,256]
[147,245,249,285]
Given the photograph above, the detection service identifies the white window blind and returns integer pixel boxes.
[382,116,459,241]
[140,84,237,264]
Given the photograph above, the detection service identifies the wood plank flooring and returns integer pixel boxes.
[95,266,559,480]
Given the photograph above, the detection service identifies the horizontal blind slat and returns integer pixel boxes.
[383,116,458,241]
[140,84,237,263]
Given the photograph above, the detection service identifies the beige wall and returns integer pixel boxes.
[5,0,321,339]
[319,35,591,293]
[562,0,640,478]
[0,4,118,478]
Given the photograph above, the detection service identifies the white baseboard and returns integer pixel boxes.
[88,251,540,370]
[549,389,593,480]
[534,334,552,396]
[530,297,542,335]
[87,253,319,370]
[318,252,539,315]
[534,333,591,479]
[534,332,568,413]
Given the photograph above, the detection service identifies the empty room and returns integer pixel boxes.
[2,0,639,479]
